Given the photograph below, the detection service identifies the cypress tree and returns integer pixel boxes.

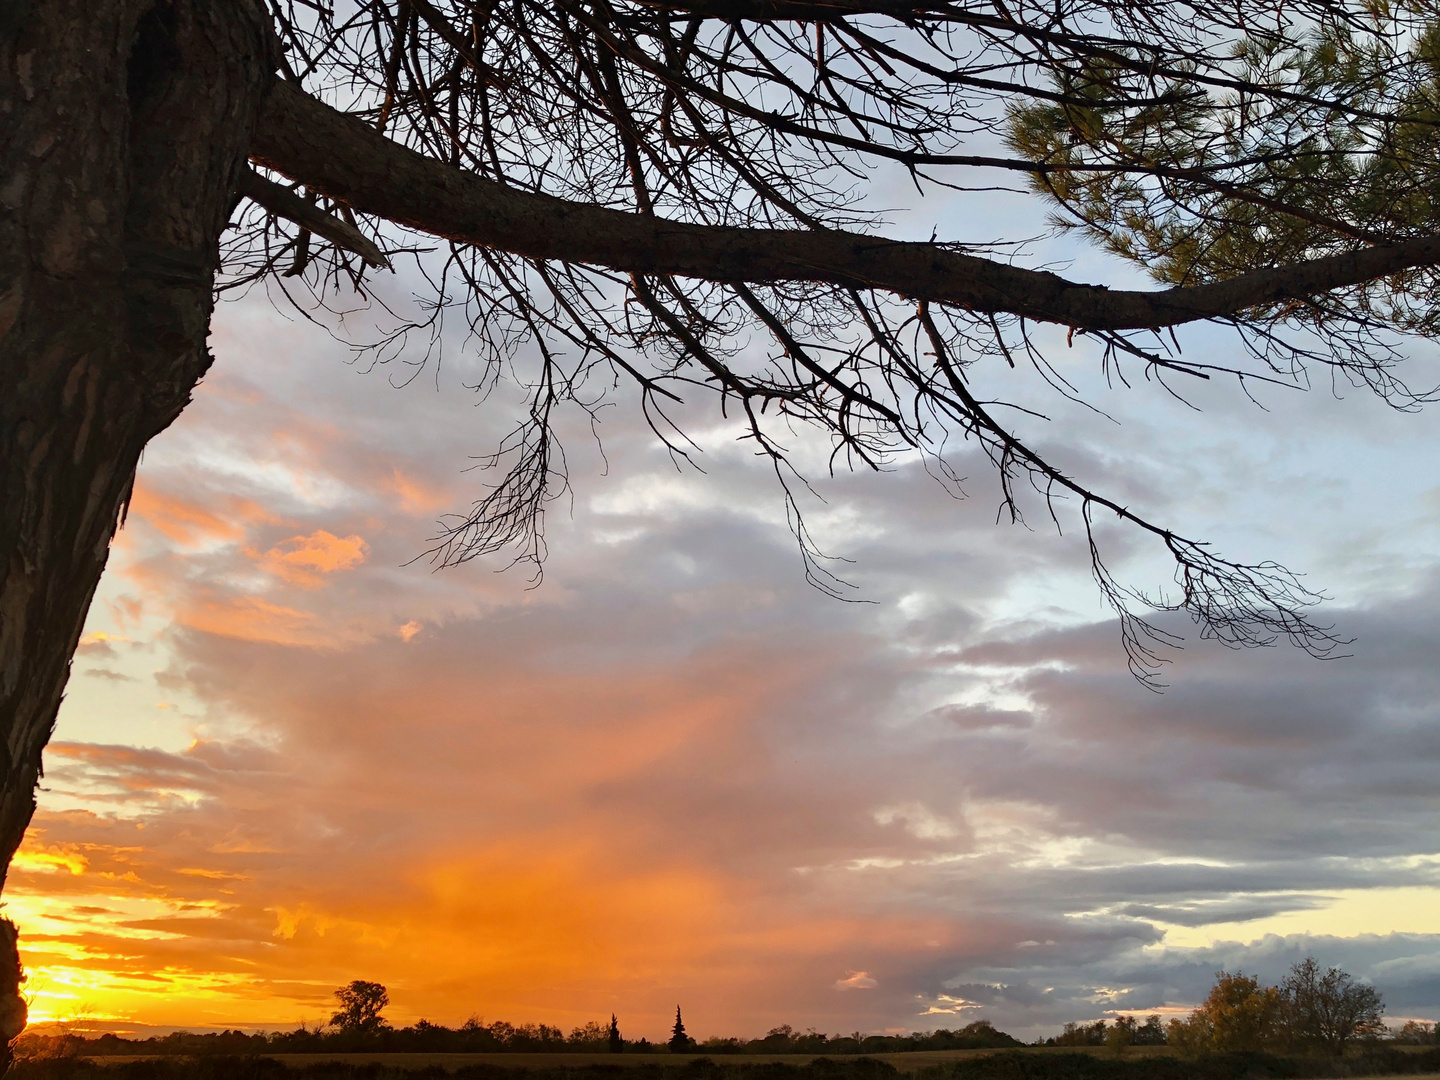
[669,1007,690,1052]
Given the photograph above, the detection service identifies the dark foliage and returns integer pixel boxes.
[12,1020,1021,1060]
[332,985,391,1036]
[916,1049,1440,1080]
[1279,960,1386,1055]
[1048,1025,1108,1049]
[1045,1017,1165,1049]
[1132,1019,1168,1048]
[9,1048,1440,1080]
[671,1013,693,1055]
[1391,1023,1437,1046]
[705,1023,1021,1056]
[6,1057,904,1080]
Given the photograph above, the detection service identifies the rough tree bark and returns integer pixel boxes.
[0,0,274,1052]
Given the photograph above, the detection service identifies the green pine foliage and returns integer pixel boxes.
[1006,10,1440,336]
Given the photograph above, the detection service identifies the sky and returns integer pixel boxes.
[11,175,1440,1042]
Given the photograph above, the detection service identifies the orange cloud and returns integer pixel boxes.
[14,617,1009,1037]
[128,485,275,550]
[8,809,993,1036]
[177,597,324,647]
[256,531,369,588]
[384,469,448,516]
[11,846,88,877]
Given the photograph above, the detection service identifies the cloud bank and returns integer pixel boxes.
[20,290,1440,1040]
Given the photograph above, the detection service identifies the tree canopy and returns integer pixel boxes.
[331,980,391,1033]
[226,0,1440,682]
[1167,960,1386,1055]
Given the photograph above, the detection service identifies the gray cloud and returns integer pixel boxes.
[26,283,1440,1038]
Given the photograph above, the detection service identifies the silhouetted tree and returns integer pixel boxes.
[669,1007,692,1053]
[1053,1021,1108,1047]
[609,1015,623,1054]
[330,981,390,1034]
[12,0,1440,1040]
[1280,957,1385,1055]
[1134,1016,1167,1046]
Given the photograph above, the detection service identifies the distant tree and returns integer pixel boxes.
[1134,1015,1167,1046]
[1168,972,1282,1055]
[330,980,390,1034]
[936,1022,1022,1050]
[1165,1013,1213,1057]
[1053,1021,1108,1047]
[566,1020,608,1049]
[1209,972,1283,1052]
[609,1015,623,1054]
[1106,1018,1135,1058]
[759,1025,796,1051]
[669,1007,692,1053]
[1393,1021,1436,1045]
[1280,957,1385,1055]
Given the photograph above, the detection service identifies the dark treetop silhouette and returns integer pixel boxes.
[5,0,1440,1046]
[331,981,392,1035]
[670,1008,692,1053]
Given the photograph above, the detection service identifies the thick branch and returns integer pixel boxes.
[249,80,1440,331]
[236,166,390,268]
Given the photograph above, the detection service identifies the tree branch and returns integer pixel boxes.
[235,165,390,269]
[630,0,961,19]
[249,79,1440,331]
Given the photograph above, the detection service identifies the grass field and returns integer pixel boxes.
[63,1048,1439,1078]
[75,1048,1180,1072]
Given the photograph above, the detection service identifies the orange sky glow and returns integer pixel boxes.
[18,305,1440,1041]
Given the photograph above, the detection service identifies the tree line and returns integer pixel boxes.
[13,1014,1020,1059]
[17,961,1432,1062]
[1044,960,1430,1057]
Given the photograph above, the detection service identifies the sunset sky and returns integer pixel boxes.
[13,179,1440,1043]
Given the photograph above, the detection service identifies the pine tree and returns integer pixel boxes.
[669,1007,690,1053]
[609,1014,623,1054]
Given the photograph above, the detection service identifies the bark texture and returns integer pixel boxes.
[0,0,275,1050]
[250,79,1440,332]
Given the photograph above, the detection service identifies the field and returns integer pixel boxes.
[25,1045,1437,1080]
[76,1049,1177,1074]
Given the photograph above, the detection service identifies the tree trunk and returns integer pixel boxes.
[0,0,274,1052]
